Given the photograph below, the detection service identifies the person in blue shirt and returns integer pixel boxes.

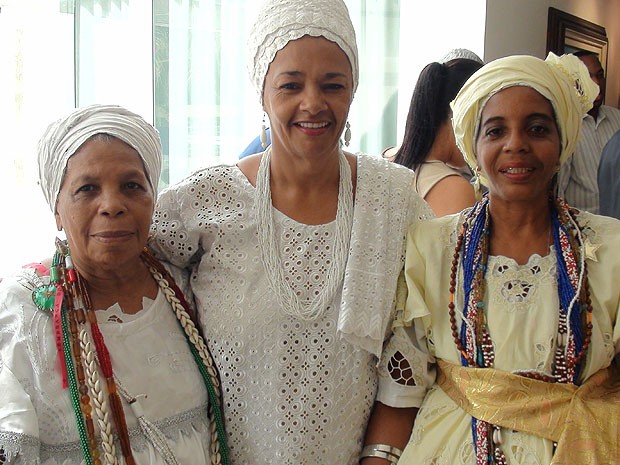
[598,128,620,219]
[239,128,271,159]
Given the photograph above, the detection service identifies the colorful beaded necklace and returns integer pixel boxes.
[448,194,592,465]
[32,239,229,465]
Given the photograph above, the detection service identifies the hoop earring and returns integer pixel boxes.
[344,121,351,147]
[260,113,268,149]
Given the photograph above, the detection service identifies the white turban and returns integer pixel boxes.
[37,104,162,211]
[439,48,483,65]
[247,0,359,103]
[451,53,598,186]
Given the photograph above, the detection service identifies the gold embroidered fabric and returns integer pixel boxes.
[437,360,620,465]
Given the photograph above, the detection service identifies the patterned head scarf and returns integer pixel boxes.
[247,0,359,103]
[37,104,162,211]
[451,52,598,186]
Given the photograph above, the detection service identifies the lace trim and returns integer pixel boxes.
[0,430,40,465]
[96,294,156,323]
[38,405,209,462]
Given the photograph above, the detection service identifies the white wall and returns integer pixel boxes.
[485,0,620,108]
[394,1,486,142]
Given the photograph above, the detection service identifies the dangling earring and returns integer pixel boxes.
[260,113,268,149]
[473,166,483,200]
[344,121,351,147]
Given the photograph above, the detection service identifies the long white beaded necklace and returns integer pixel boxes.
[255,147,354,320]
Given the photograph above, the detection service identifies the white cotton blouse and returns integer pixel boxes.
[0,271,212,465]
[150,153,432,465]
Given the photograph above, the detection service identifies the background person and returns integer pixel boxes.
[363,53,620,465]
[391,54,483,216]
[150,0,431,463]
[0,104,227,465]
[557,50,620,213]
[598,128,620,219]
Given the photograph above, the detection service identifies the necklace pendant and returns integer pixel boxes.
[32,284,57,312]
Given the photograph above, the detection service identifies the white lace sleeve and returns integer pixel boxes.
[150,174,207,268]
[0,276,42,464]
[376,273,435,408]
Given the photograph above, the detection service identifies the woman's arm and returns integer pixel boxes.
[360,402,417,464]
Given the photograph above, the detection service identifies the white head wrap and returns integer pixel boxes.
[37,104,162,212]
[247,0,359,103]
[439,48,483,64]
[451,52,598,186]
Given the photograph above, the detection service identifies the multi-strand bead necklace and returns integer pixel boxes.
[32,239,229,465]
[448,194,592,465]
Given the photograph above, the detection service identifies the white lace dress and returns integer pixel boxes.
[150,153,432,464]
[385,210,620,465]
[0,269,212,465]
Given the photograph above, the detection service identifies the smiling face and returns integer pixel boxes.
[476,86,561,206]
[55,136,155,275]
[262,35,354,160]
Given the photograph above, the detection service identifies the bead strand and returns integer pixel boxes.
[61,308,94,465]
[142,249,228,465]
[79,327,118,465]
[447,194,593,464]
[48,239,228,465]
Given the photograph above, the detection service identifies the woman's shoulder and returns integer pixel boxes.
[575,210,620,253]
[355,153,433,216]
[161,163,248,195]
[356,152,414,188]
[408,210,465,240]
[576,210,620,236]
[0,267,45,319]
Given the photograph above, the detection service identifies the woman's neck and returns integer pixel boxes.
[77,257,158,314]
[266,147,357,225]
[487,198,553,264]
[426,123,466,169]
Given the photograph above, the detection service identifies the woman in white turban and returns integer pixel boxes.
[364,53,620,465]
[149,0,431,463]
[0,104,228,465]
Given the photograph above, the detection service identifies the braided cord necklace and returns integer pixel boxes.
[141,249,229,465]
[34,239,229,465]
[448,194,593,465]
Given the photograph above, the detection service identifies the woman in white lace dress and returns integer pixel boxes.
[0,105,228,465]
[364,54,620,464]
[149,1,430,464]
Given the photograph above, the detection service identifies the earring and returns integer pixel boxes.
[344,121,351,147]
[260,113,268,149]
[473,166,483,200]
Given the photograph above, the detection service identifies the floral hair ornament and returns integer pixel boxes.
[544,51,599,116]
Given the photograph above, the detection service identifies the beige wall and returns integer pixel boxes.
[485,0,620,108]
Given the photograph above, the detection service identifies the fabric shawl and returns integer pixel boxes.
[437,359,620,465]
[337,155,427,358]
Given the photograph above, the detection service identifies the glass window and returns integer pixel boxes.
[0,0,485,275]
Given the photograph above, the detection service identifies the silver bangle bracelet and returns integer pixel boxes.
[360,443,403,463]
